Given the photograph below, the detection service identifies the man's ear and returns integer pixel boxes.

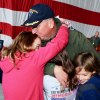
[48,18,54,28]
[32,28,37,34]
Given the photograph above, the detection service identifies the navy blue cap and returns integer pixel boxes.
[22,4,55,27]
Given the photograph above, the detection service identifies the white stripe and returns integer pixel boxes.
[0,34,13,47]
[58,16,100,37]
[0,8,28,26]
[54,0,100,12]
[67,19,100,38]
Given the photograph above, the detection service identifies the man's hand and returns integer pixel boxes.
[54,65,68,88]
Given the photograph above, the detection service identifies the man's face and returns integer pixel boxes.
[76,67,94,84]
[95,31,99,38]
[32,19,54,40]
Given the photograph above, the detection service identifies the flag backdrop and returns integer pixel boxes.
[0,0,100,47]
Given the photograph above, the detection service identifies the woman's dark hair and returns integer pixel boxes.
[49,49,78,91]
[73,52,100,74]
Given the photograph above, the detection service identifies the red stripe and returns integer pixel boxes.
[35,0,100,26]
[0,0,37,12]
[0,22,31,39]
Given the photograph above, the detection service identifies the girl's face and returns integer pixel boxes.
[32,37,41,51]
[76,67,94,84]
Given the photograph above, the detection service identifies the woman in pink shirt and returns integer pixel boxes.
[0,25,68,100]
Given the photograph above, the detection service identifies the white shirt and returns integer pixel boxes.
[44,75,77,100]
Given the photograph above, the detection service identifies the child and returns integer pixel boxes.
[44,50,78,100]
[73,52,100,100]
[0,25,69,100]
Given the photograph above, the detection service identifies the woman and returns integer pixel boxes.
[0,25,68,100]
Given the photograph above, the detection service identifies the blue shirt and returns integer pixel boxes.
[76,74,100,100]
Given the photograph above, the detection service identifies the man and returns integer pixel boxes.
[90,31,100,47]
[22,3,100,87]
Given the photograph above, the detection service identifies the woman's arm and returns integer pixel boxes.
[33,25,69,67]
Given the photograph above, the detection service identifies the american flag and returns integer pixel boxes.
[0,0,100,47]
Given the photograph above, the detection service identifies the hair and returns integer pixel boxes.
[49,49,78,91]
[73,52,100,74]
[1,31,38,65]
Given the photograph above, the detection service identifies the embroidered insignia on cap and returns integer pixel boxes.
[30,9,38,14]
[28,9,38,18]
[25,21,39,26]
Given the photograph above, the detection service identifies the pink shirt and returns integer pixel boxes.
[0,26,69,100]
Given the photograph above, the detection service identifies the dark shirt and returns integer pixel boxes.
[76,74,100,100]
[90,36,100,47]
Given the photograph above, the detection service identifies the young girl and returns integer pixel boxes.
[44,50,78,100]
[0,25,69,100]
[73,52,100,100]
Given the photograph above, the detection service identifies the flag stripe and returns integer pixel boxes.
[0,34,13,47]
[44,0,100,26]
[55,0,100,12]
[67,19,100,38]
[0,0,34,12]
[0,8,28,26]
[0,22,31,38]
